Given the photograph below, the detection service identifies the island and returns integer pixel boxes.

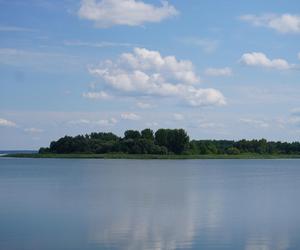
[4,128,300,159]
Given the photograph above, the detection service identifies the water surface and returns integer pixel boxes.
[0,158,300,250]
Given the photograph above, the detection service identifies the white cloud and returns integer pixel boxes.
[121,112,140,121]
[240,52,291,70]
[240,14,300,34]
[0,118,17,127]
[119,47,200,84]
[298,52,300,60]
[69,118,117,126]
[180,38,219,53]
[0,25,36,32]
[136,102,153,109]
[64,40,135,48]
[88,48,226,107]
[78,0,178,28]
[24,128,44,133]
[173,113,184,121]
[204,67,232,77]
[240,118,269,128]
[82,91,111,100]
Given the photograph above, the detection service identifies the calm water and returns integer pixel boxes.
[0,158,300,250]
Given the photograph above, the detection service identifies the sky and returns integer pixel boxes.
[0,0,300,150]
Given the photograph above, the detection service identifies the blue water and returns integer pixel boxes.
[0,158,300,250]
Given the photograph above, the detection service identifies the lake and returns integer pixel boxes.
[0,158,300,250]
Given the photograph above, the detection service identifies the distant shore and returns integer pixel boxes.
[3,153,300,160]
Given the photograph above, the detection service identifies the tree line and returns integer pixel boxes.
[39,128,300,155]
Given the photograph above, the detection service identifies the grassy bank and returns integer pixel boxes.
[3,153,300,159]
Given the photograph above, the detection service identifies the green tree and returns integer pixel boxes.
[155,128,189,154]
[124,130,141,140]
[155,129,169,148]
[41,130,300,156]
[90,132,119,141]
[257,139,268,154]
[141,128,154,141]
[168,129,190,154]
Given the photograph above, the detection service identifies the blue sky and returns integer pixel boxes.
[0,0,300,149]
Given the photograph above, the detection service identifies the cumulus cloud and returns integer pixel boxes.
[0,118,17,127]
[173,113,184,121]
[240,52,291,70]
[204,67,232,77]
[82,91,111,100]
[121,112,140,121]
[240,118,269,128]
[78,0,178,28]
[88,48,226,107]
[240,14,300,34]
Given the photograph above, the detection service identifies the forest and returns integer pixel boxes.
[39,128,300,155]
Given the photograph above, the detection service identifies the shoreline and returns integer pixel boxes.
[3,153,300,160]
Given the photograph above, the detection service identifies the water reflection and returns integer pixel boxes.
[0,159,300,250]
[245,231,291,250]
[88,186,203,249]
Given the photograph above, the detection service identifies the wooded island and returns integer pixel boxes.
[36,128,300,157]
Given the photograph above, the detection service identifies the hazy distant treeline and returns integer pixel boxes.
[39,129,300,155]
